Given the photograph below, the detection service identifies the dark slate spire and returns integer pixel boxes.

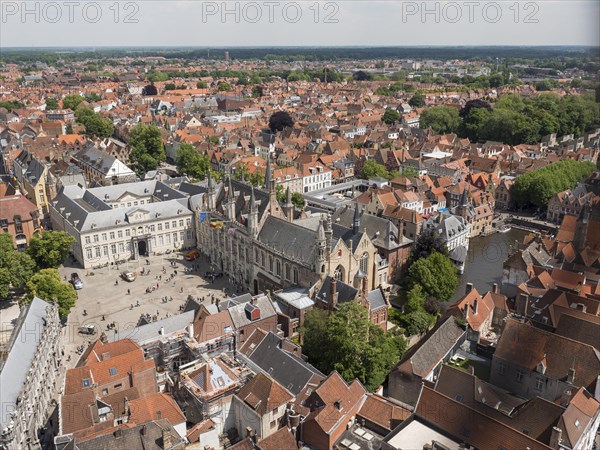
[353,202,361,234]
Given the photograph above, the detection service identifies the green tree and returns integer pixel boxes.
[196,80,207,88]
[419,106,461,134]
[411,230,448,263]
[0,234,36,299]
[164,83,177,90]
[217,81,231,91]
[45,97,59,109]
[176,143,211,180]
[407,251,458,301]
[511,159,596,209]
[129,124,166,172]
[291,192,305,210]
[361,160,390,179]
[409,91,425,107]
[382,108,400,124]
[147,71,169,82]
[405,285,426,314]
[85,93,101,102]
[27,230,75,269]
[62,94,85,110]
[75,107,114,138]
[403,310,433,336]
[268,111,294,133]
[65,124,74,134]
[25,268,77,317]
[301,302,406,391]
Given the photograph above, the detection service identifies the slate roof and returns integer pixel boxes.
[395,316,465,378]
[258,216,318,266]
[52,181,193,233]
[0,297,52,430]
[316,275,359,307]
[238,331,324,395]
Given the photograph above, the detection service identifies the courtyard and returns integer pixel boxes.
[59,251,237,366]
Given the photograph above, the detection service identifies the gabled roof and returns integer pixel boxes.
[395,316,465,378]
[494,319,600,390]
[416,386,552,450]
[236,372,293,416]
[238,330,324,395]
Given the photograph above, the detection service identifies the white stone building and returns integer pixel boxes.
[0,297,63,450]
[49,181,196,268]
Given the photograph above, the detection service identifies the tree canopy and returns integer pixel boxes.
[128,124,166,173]
[409,91,425,107]
[25,268,77,317]
[176,143,212,180]
[62,94,85,110]
[301,302,406,391]
[511,159,596,209]
[27,230,75,269]
[268,111,294,133]
[0,233,36,300]
[45,97,59,109]
[382,108,400,124]
[75,107,114,138]
[411,230,448,263]
[419,106,461,134]
[406,250,458,301]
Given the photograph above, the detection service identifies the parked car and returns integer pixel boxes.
[185,249,200,261]
[70,272,83,290]
[121,271,136,282]
[78,324,96,335]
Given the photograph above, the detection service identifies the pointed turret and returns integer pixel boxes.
[384,219,396,249]
[265,154,272,193]
[316,214,327,279]
[282,186,294,222]
[353,202,361,234]
[247,185,258,237]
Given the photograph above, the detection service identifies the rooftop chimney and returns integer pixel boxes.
[567,368,575,384]
[330,277,338,310]
[473,298,478,315]
[162,428,172,449]
[159,326,165,336]
[362,275,369,296]
[549,427,562,450]
[517,293,529,317]
[188,322,194,340]
[492,283,498,294]
[465,283,473,295]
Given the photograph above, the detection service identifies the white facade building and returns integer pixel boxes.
[49,181,196,268]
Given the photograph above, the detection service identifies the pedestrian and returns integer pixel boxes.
[156,283,159,289]
[136,300,140,307]
[127,289,130,295]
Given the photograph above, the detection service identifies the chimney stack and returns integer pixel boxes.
[492,283,498,294]
[517,293,529,317]
[330,277,338,309]
[465,283,473,295]
[362,275,369,296]
[473,298,478,315]
[549,427,562,450]
[188,322,194,340]
[162,428,172,449]
[567,368,575,384]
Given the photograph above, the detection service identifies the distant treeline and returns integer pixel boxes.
[1,46,598,68]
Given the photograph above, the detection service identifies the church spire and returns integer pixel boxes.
[353,202,361,234]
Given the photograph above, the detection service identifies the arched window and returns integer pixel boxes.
[360,252,369,274]
[293,268,298,284]
[285,264,291,280]
[334,265,345,282]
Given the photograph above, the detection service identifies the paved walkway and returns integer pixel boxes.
[59,252,236,367]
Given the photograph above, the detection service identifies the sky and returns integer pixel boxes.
[1,1,599,48]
